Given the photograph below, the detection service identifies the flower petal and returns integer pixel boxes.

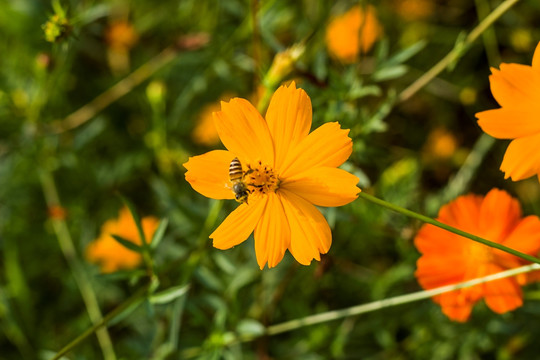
[281,167,360,207]
[213,98,275,167]
[532,41,540,69]
[478,189,521,243]
[254,193,290,269]
[415,256,466,288]
[489,64,540,109]
[184,150,235,200]
[279,122,352,178]
[496,215,540,269]
[483,271,523,314]
[265,82,312,170]
[211,196,267,250]
[437,194,483,235]
[500,132,540,181]
[280,189,331,265]
[476,107,540,139]
[436,294,473,322]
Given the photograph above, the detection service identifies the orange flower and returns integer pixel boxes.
[184,82,360,269]
[476,42,540,182]
[325,5,382,63]
[86,206,159,273]
[415,189,540,322]
[393,0,435,21]
[106,20,138,51]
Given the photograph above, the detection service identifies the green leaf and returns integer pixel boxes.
[150,218,168,250]
[118,195,148,248]
[111,234,143,253]
[386,40,427,66]
[150,284,190,305]
[236,319,265,338]
[372,65,408,82]
[108,296,145,327]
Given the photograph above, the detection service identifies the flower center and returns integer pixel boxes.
[467,242,493,264]
[245,160,280,197]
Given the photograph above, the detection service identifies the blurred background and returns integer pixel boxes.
[2,0,540,358]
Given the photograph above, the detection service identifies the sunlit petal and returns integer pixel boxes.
[500,133,540,181]
[254,193,290,269]
[280,189,331,265]
[533,41,540,69]
[265,82,312,170]
[477,108,540,139]
[213,98,274,167]
[184,150,235,200]
[489,64,540,109]
[279,122,352,178]
[281,167,360,207]
[211,197,267,250]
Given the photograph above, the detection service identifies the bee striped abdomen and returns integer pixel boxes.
[229,157,244,181]
[229,157,250,204]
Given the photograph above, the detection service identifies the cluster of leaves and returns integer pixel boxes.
[2,0,540,359]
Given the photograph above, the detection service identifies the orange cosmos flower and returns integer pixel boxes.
[415,189,540,322]
[86,206,159,273]
[184,82,360,269]
[325,5,382,63]
[476,41,540,182]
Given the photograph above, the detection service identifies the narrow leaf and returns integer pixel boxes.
[150,218,168,249]
[118,195,148,247]
[150,284,190,305]
[111,234,142,253]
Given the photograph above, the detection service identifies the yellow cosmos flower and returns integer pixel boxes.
[184,83,360,269]
[476,41,540,182]
[325,5,382,63]
[86,206,159,273]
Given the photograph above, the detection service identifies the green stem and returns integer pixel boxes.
[358,192,540,265]
[179,263,540,358]
[39,169,117,360]
[51,283,151,360]
[397,0,520,103]
[264,263,540,336]
[474,0,501,65]
[49,46,179,134]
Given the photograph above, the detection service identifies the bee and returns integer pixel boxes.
[229,157,250,204]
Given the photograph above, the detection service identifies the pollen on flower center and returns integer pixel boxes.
[246,160,280,196]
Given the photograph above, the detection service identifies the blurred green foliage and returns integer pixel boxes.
[2,0,540,359]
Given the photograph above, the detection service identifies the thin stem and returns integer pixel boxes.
[397,0,520,103]
[48,46,179,134]
[265,263,540,336]
[179,263,540,358]
[474,0,501,65]
[51,284,151,360]
[39,169,117,360]
[358,192,540,265]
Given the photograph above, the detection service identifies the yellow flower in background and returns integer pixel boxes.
[192,94,235,146]
[325,5,382,63]
[184,82,360,269]
[476,41,540,182]
[86,206,158,273]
